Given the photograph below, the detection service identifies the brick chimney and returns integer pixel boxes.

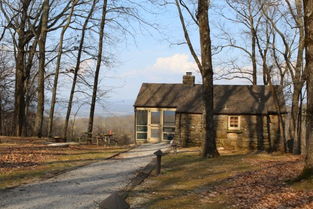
[183,72,195,86]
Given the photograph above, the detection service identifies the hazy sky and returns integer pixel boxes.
[73,2,254,115]
[96,1,251,116]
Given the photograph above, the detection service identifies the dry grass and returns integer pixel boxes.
[0,141,129,189]
[127,148,313,209]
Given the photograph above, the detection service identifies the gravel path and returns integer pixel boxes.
[0,143,169,209]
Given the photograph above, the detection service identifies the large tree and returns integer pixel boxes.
[34,0,50,137]
[197,0,219,157]
[303,0,313,174]
[175,0,219,157]
[0,1,35,136]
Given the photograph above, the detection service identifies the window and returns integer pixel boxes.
[137,133,147,139]
[136,110,148,140]
[228,116,240,130]
[163,111,175,126]
[163,110,176,140]
[137,110,147,125]
[151,111,160,124]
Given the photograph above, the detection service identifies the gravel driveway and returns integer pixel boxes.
[0,143,169,209]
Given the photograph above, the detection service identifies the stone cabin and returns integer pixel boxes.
[134,72,287,151]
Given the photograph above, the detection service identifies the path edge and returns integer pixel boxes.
[98,146,171,209]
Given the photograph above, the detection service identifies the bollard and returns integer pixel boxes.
[154,149,163,175]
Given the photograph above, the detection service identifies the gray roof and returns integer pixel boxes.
[134,83,286,114]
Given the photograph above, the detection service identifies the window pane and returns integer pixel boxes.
[151,128,160,138]
[163,111,175,126]
[151,111,160,124]
[137,133,147,139]
[163,127,175,132]
[137,126,147,132]
[229,116,239,128]
[137,110,147,125]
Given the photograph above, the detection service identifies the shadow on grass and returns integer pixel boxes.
[129,152,301,209]
[0,162,39,168]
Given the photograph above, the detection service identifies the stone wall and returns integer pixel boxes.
[175,113,282,151]
[175,113,202,146]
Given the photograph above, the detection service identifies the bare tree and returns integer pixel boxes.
[255,4,288,151]
[63,0,97,139]
[197,0,219,157]
[34,0,50,137]
[87,0,108,136]
[174,0,218,157]
[48,0,77,137]
[219,0,262,85]
[0,49,14,135]
[303,0,313,175]
[0,0,74,136]
[0,1,35,136]
[261,0,305,154]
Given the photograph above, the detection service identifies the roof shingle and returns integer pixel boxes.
[134,83,286,114]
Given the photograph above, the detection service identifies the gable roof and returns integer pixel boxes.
[134,83,286,114]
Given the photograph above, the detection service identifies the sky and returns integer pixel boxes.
[95,1,251,116]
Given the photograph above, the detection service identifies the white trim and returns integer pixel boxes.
[136,107,176,111]
[135,107,176,142]
[228,115,241,130]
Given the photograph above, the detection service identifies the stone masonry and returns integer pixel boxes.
[175,113,281,151]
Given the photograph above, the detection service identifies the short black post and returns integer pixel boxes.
[154,149,163,175]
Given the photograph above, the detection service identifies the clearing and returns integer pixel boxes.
[127,147,313,209]
[0,142,169,209]
[0,137,128,189]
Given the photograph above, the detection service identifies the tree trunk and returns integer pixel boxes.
[64,0,96,139]
[24,40,38,136]
[48,2,75,137]
[34,0,50,137]
[198,0,219,158]
[303,0,313,175]
[292,0,305,154]
[287,0,305,154]
[251,27,257,85]
[13,1,31,136]
[15,44,26,136]
[291,84,302,154]
[87,0,108,136]
[0,96,2,135]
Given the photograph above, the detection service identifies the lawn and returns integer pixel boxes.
[0,140,129,189]
[127,147,313,209]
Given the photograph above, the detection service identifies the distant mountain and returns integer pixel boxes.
[49,98,135,118]
[96,99,134,117]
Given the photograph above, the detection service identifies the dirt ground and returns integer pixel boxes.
[0,138,128,189]
[0,143,169,209]
[127,148,313,209]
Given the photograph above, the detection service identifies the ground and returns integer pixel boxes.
[127,147,313,209]
[0,142,169,209]
[0,138,128,189]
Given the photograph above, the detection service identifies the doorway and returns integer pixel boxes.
[150,111,161,142]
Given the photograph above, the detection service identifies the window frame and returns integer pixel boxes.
[135,107,176,141]
[136,110,148,140]
[162,110,176,140]
[228,115,241,130]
